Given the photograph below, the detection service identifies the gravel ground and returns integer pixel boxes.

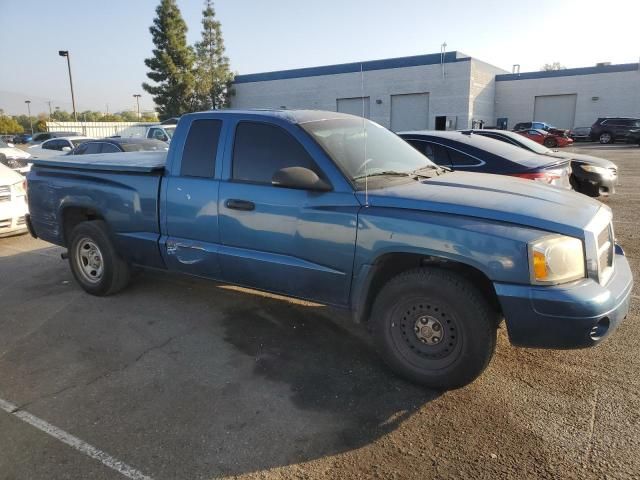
[0,144,638,480]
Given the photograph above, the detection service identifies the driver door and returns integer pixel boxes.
[218,120,360,305]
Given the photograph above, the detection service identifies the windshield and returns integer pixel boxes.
[121,140,169,152]
[301,118,436,184]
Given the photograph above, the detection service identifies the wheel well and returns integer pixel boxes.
[357,253,502,324]
[61,207,104,246]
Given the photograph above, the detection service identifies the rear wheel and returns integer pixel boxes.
[68,220,130,296]
[599,132,613,144]
[370,268,498,390]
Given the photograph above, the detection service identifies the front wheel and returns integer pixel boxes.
[370,268,498,389]
[68,220,131,296]
[543,137,558,148]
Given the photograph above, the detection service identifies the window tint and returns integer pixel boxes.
[445,147,481,166]
[42,139,62,150]
[81,142,102,154]
[100,143,121,153]
[72,144,88,155]
[233,122,318,184]
[407,139,436,162]
[181,119,221,178]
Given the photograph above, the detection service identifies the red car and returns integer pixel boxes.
[516,129,574,148]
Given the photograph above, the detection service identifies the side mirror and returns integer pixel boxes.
[62,146,72,152]
[272,167,332,192]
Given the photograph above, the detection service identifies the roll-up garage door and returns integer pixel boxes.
[337,97,370,118]
[390,93,429,131]
[533,94,577,129]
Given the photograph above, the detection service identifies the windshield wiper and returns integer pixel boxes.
[352,170,411,180]
[412,164,450,176]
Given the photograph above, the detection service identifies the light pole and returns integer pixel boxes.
[133,94,141,119]
[58,50,78,121]
[24,100,33,134]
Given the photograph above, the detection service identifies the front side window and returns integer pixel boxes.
[301,118,434,186]
[42,139,61,150]
[82,142,102,154]
[233,122,319,184]
[181,119,221,178]
[100,143,121,153]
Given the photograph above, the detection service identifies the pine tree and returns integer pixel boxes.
[143,0,196,119]
[194,0,234,110]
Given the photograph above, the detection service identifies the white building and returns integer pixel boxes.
[231,51,640,131]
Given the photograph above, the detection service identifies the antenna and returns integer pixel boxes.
[361,62,369,207]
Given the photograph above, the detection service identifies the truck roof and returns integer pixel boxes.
[185,109,359,125]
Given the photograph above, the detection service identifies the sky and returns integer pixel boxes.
[1,0,639,115]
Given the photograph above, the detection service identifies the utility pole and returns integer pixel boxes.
[24,100,33,134]
[46,101,53,118]
[133,94,142,119]
[58,50,78,121]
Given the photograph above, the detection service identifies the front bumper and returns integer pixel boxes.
[572,169,617,196]
[494,248,633,349]
[0,196,28,237]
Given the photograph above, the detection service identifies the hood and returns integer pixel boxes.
[358,171,604,237]
[544,151,615,168]
[0,147,31,159]
[0,163,23,185]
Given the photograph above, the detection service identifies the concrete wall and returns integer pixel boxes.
[231,60,475,129]
[495,67,640,129]
[468,59,508,127]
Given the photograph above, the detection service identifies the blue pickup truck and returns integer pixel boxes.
[26,110,633,389]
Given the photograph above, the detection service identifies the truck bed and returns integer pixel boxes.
[29,151,167,173]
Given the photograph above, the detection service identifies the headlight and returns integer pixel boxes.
[578,164,608,175]
[528,235,585,285]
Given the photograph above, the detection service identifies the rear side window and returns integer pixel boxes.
[181,119,221,178]
[232,122,318,184]
[445,147,482,166]
[406,139,436,163]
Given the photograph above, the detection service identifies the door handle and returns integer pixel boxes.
[225,199,255,211]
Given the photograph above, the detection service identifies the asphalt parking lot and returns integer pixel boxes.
[0,144,638,480]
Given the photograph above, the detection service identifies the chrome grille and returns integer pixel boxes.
[0,185,10,202]
[609,167,618,178]
[0,218,10,228]
[16,216,26,226]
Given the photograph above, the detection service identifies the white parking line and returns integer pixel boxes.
[0,398,153,480]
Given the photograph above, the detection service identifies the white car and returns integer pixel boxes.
[0,138,32,175]
[28,136,94,160]
[0,163,28,237]
[146,125,175,143]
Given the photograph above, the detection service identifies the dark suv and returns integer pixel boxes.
[590,117,640,144]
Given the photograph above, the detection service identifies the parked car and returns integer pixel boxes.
[13,133,33,144]
[590,117,640,144]
[569,127,592,142]
[0,163,28,237]
[146,125,176,143]
[29,131,81,145]
[512,121,568,136]
[28,137,94,159]
[26,110,633,389]
[628,128,640,145]
[516,129,574,148]
[398,130,572,189]
[69,138,169,155]
[463,129,618,197]
[0,139,32,174]
[1,135,15,144]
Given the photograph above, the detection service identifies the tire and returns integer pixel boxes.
[370,268,497,390]
[68,220,130,296]
[599,132,613,144]
[543,137,557,148]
